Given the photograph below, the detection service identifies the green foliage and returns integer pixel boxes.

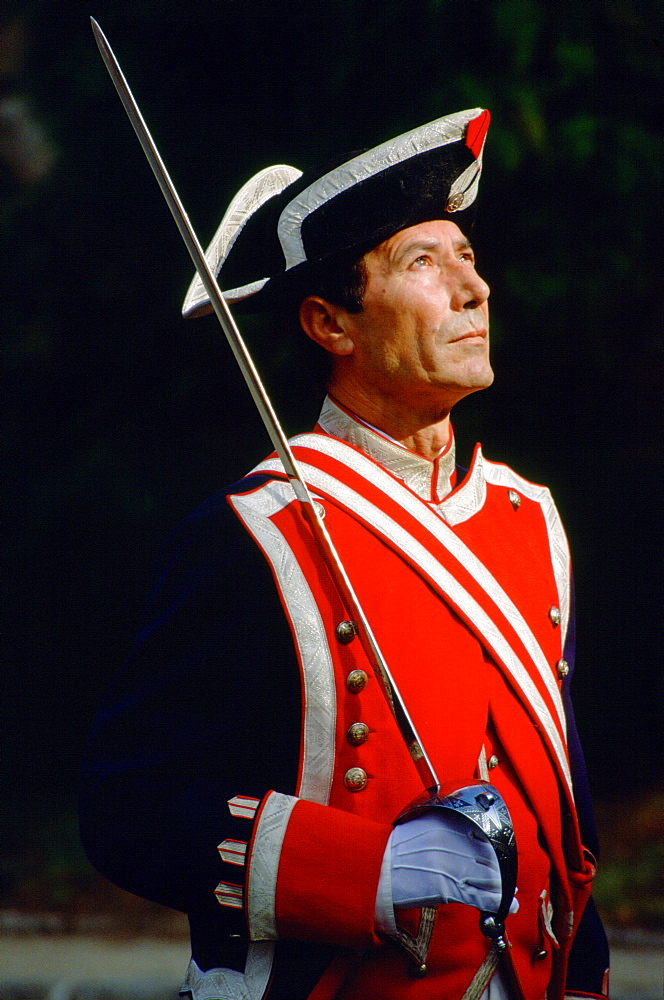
[593,791,664,928]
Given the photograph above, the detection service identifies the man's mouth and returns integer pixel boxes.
[450,329,487,343]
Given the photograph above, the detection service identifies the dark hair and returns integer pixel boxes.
[303,252,368,314]
[270,250,367,392]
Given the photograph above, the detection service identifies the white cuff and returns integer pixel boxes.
[246,791,297,941]
[374,829,398,936]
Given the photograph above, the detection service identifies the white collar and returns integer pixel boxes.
[317,396,456,505]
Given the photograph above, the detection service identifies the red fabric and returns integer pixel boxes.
[274,798,390,948]
[237,446,593,998]
[465,108,491,159]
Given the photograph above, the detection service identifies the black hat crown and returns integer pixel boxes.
[183,107,490,316]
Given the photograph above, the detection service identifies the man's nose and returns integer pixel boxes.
[452,266,490,311]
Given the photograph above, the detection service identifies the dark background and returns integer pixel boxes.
[2,0,661,926]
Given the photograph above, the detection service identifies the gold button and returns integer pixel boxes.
[487,754,500,770]
[347,722,370,746]
[346,669,368,694]
[556,658,570,679]
[548,606,561,627]
[446,192,464,212]
[508,489,521,510]
[344,767,368,792]
[335,620,358,645]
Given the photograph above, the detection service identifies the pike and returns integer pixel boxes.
[89,17,438,795]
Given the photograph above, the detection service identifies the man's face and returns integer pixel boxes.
[339,219,493,412]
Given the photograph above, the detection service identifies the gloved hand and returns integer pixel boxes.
[375,809,517,935]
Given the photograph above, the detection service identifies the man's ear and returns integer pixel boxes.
[299,297,355,356]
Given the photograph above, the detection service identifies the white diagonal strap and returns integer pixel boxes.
[250,460,572,794]
[289,434,568,727]
[261,434,569,731]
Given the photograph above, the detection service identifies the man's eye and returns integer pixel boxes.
[460,252,475,264]
[413,255,431,266]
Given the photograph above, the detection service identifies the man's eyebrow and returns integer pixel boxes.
[453,237,474,254]
[391,235,474,264]
[391,238,440,264]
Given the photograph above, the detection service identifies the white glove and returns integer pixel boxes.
[375,810,517,936]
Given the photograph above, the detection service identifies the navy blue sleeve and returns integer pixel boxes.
[79,479,301,931]
[561,580,610,996]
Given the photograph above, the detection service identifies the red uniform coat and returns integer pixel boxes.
[202,428,597,1000]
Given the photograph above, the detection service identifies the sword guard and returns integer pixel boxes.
[394,781,518,942]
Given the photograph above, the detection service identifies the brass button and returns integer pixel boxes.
[446,192,464,212]
[347,722,370,746]
[335,620,358,645]
[556,658,570,679]
[344,767,368,792]
[487,754,500,770]
[548,606,561,627]
[508,489,521,510]
[346,669,368,694]
[534,948,548,961]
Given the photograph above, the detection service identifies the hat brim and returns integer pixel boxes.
[184,108,490,316]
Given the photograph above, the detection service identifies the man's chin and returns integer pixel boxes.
[457,365,494,393]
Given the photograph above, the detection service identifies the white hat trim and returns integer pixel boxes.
[182,164,302,318]
[220,276,271,304]
[445,153,484,211]
[277,108,483,270]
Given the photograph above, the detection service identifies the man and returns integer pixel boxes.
[80,108,609,999]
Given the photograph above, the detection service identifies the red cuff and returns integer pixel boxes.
[275,798,391,948]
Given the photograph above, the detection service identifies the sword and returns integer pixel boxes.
[89,17,439,794]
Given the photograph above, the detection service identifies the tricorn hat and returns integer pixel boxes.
[183,107,490,317]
